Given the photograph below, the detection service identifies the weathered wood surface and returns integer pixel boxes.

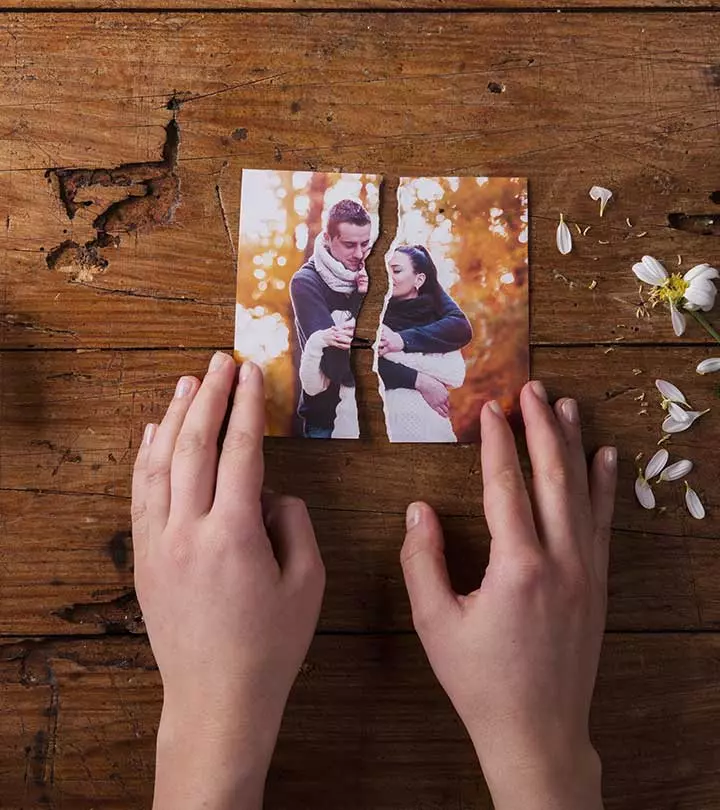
[2,634,720,810]
[2,6,720,810]
[2,346,717,527]
[1,488,715,635]
[2,13,720,347]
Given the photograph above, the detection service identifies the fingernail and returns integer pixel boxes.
[487,400,504,418]
[604,446,618,470]
[406,503,421,530]
[560,398,579,424]
[530,380,548,403]
[239,362,253,383]
[174,376,193,398]
[209,351,227,372]
[143,423,157,447]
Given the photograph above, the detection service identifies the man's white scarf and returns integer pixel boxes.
[312,232,359,294]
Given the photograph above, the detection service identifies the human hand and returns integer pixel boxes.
[400,381,616,810]
[415,371,450,417]
[317,321,354,350]
[131,352,325,810]
[378,325,404,356]
[356,268,369,294]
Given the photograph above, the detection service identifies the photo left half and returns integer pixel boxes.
[234,170,381,437]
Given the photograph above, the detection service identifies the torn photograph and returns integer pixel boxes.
[234,169,380,438]
[375,176,528,444]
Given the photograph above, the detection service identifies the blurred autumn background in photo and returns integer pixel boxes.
[392,176,529,443]
[234,170,380,436]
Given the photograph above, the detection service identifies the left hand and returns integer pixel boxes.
[377,325,404,356]
[131,352,325,810]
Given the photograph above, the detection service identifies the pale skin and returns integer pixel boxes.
[132,357,616,810]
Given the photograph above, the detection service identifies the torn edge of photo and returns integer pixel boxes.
[233,170,528,443]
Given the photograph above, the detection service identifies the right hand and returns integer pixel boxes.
[316,320,354,350]
[400,381,616,810]
[415,372,450,417]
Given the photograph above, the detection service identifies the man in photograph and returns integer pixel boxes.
[290,199,473,439]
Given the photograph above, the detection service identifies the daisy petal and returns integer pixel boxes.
[658,459,693,482]
[683,264,719,284]
[589,185,613,217]
[644,448,669,479]
[642,255,668,283]
[635,476,655,509]
[667,401,691,423]
[662,410,709,433]
[684,279,717,311]
[557,214,572,255]
[670,304,686,336]
[696,358,720,375]
[655,379,688,405]
[685,482,706,520]
[633,261,665,286]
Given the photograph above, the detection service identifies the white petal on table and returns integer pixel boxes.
[589,185,613,216]
[635,476,656,509]
[556,215,572,255]
[655,379,689,405]
[658,459,693,482]
[685,483,706,520]
[696,358,720,375]
[644,448,669,479]
[662,410,709,433]
[633,255,668,286]
[667,401,691,423]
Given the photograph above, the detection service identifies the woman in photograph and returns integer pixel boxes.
[378,245,469,443]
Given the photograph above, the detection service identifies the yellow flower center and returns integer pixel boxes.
[649,273,688,307]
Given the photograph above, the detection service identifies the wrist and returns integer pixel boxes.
[153,702,276,810]
[477,738,603,810]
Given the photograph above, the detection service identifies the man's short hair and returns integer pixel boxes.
[326,199,371,238]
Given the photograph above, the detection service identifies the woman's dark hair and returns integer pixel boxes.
[394,245,443,309]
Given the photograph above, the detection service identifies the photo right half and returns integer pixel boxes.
[375,176,529,444]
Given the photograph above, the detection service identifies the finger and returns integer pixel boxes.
[213,361,266,520]
[170,352,236,520]
[131,422,158,559]
[264,494,325,586]
[481,400,539,560]
[522,381,588,558]
[589,446,617,579]
[553,398,590,500]
[143,375,201,536]
[401,502,459,632]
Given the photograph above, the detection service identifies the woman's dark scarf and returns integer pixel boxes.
[383,293,439,331]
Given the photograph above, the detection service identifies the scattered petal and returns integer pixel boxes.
[655,379,689,405]
[696,357,720,375]
[658,459,693,482]
[633,255,668,286]
[667,401,691,424]
[635,476,655,509]
[589,186,612,217]
[557,214,572,255]
[685,482,706,520]
[683,263,719,284]
[670,304,686,337]
[662,409,709,433]
[644,448,669,480]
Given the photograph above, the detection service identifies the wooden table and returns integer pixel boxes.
[1,2,719,808]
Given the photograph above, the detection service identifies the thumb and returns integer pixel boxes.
[401,502,458,631]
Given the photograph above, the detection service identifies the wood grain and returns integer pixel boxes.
[2,634,720,810]
[2,13,720,347]
[0,488,715,635]
[1,347,717,530]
